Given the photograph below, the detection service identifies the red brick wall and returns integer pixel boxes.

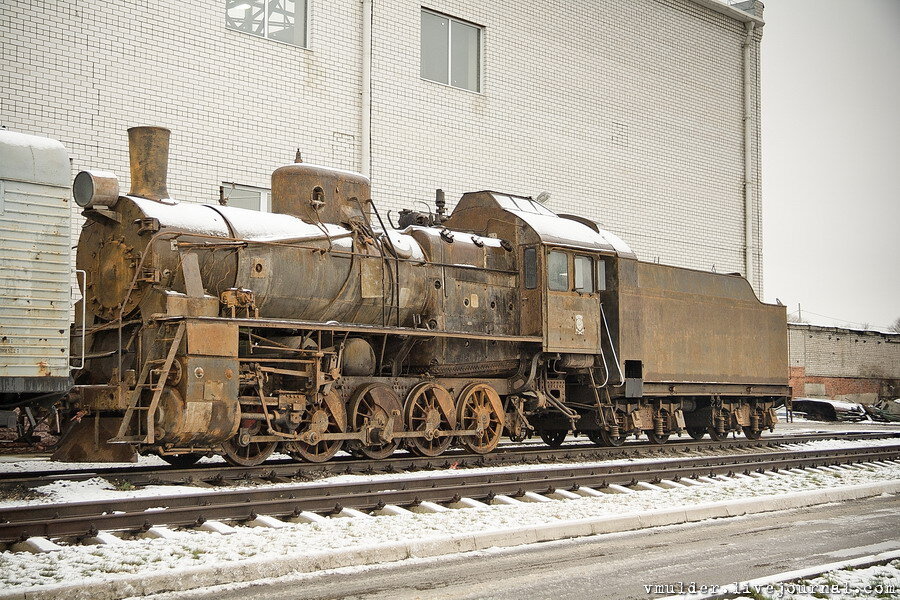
[789,366,884,400]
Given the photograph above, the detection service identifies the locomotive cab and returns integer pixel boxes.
[443,191,634,352]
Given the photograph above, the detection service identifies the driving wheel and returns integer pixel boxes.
[456,383,504,454]
[404,382,455,457]
[285,391,346,463]
[349,383,403,459]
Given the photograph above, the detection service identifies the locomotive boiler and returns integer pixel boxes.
[57,127,788,465]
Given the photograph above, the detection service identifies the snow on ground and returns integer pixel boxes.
[0,452,228,474]
[732,559,900,599]
[2,437,899,508]
[0,454,898,591]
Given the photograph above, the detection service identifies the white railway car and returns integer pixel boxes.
[0,130,74,433]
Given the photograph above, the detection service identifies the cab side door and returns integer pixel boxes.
[543,248,603,353]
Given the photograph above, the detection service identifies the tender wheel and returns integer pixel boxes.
[598,429,628,447]
[221,434,277,467]
[539,430,566,448]
[742,426,763,440]
[708,426,730,441]
[687,427,707,440]
[159,453,202,467]
[404,382,455,457]
[456,383,504,454]
[645,431,670,444]
[285,391,346,463]
[350,383,403,459]
[587,430,605,446]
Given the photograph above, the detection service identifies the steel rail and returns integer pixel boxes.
[0,431,896,489]
[0,445,898,545]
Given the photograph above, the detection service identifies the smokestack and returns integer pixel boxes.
[127,126,171,201]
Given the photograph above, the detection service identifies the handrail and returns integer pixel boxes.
[599,302,625,387]
[72,269,87,370]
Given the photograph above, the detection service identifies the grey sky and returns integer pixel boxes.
[761,0,900,330]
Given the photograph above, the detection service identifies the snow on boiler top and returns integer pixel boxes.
[132,197,349,242]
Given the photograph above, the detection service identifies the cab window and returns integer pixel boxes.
[573,255,593,292]
[547,250,568,291]
[596,259,607,291]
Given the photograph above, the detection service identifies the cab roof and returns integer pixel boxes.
[458,191,635,258]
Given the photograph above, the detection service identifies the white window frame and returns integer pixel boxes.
[220,182,271,212]
[225,0,309,48]
[420,8,483,93]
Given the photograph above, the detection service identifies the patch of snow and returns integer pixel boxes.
[733,559,900,599]
[0,455,898,592]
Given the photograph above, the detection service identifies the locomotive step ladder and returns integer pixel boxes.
[110,321,186,445]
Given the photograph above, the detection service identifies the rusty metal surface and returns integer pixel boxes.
[72,170,119,209]
[544,284,602,353]
[50,416,137,463]
[613,259,789,386]
[186,321,238,357]
[127,126,171,201]
[156,316,544,343]
[270,161,370,225]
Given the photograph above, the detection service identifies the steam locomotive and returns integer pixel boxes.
[1,127,789,466]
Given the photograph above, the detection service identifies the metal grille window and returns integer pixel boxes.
[420,9,481,92]
[220,183,271,212]
[226,0,308,47]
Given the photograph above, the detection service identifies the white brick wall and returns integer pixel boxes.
[0,0,763,291]
[789,324,900,379]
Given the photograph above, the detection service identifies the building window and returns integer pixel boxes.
[420,9,481,92]
[220,183,271,212]
[226,0,308,47]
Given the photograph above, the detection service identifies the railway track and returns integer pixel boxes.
[1,442,898,546]
[0,431,895,490]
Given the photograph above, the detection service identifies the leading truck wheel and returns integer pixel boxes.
[456,383,504,454]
